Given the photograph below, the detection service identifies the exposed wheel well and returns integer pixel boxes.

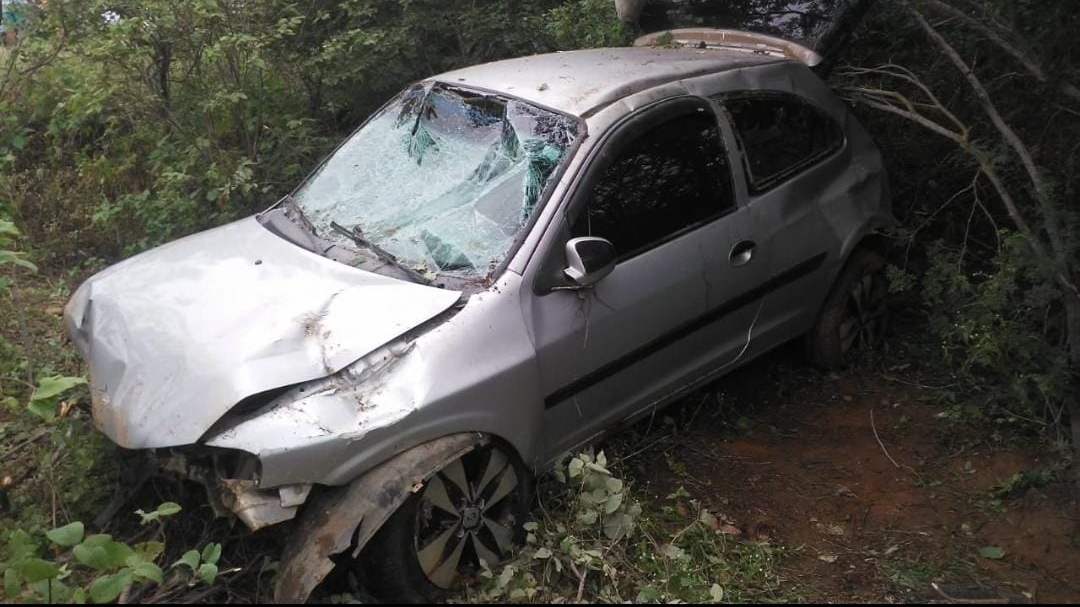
[853,231,890,259]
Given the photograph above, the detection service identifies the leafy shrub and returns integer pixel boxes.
[921,232,1070,434]
[545,0,635,50]
[1,503,223,604]
[0,0,566,270]
[471,449,782,603]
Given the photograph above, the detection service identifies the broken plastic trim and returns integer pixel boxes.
[155,447,312,531]
[273,433,485,603]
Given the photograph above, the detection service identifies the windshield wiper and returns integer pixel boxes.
[329,220,432,285]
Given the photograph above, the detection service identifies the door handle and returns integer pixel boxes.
[729,240,756,267]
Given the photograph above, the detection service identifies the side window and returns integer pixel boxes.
[724,95,843,193]
[572,112,734,258]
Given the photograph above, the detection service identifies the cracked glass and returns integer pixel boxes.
[293,83,579,279]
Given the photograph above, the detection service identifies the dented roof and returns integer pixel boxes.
[430,47,782,117]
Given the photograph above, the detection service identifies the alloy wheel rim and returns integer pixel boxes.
[838,271,887,357]
[414,447,521,589]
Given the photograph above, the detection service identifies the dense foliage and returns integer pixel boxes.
[0,0,576,271]
[834,0,1080,458]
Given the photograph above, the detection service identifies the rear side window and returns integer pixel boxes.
[724,95,843,193]
[572,112,734,258]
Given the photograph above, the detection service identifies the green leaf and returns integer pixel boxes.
[584,461,611,476]
[133,541,165,562]
[173,549,200,571]
[6,529,40,560]
[0,250,36,272]
[29,577,72,602]
[18,558,60,583]
[709,583,724,602]
[603,492,624,514]
[30,375,86,402]
[46,522,85,547]
[979,545,1005,560]
[568,457,584,479]
[73,536,134,571]
[197,562,218,585]
[200,542,222,565]
[130,561,163,584]
[88,570,133,603]
[5,568,18,598]
[533,547,552,559]
[73,544,108,569]
[26,398,57,421]
[636,585,661,603]
[138,502,183,524]
[662,543,686,560]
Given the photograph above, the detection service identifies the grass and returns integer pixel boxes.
[0,274,120,534]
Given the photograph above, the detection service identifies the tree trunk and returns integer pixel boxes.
[614,0,646,24]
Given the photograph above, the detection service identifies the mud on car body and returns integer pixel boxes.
[65,5,892,603]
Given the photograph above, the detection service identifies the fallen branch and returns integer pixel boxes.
[870,408,901,469]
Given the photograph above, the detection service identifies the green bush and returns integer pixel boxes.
[545,0,635,50]
[0,0,566,270]
[922,232,1070,433]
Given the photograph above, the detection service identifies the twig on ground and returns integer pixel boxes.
[568,559,588,603]
[0,427,49,462]
[870,408,901,469]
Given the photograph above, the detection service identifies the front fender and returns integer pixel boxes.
[273,432,485,603]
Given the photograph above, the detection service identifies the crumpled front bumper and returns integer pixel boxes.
[156,448,311,531]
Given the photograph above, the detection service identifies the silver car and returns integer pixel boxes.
[64,18,892,605]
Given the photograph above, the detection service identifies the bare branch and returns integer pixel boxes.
[905,2,1078,299]
[839,63,969,136]
[919,0,1080,106]
[840,87,965,144]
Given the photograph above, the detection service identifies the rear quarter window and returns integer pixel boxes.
[723,94,844,194]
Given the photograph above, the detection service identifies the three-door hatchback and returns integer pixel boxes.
[65,15,893,604]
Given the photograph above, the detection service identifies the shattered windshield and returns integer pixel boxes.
[293,83,580,279]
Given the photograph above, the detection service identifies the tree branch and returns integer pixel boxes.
[919,0,1080,106]
[905,2,1078,299]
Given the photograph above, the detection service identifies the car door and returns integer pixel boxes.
[717,91,848,346]
[527,97,771,459]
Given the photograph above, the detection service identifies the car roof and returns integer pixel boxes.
[429,47,784,118]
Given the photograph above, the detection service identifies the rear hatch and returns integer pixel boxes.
[631,0,874,68]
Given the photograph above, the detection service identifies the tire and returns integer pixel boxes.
[805,248,889,369]
[358,442,533,603]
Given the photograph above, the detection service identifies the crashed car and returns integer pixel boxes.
[64,6,892,605]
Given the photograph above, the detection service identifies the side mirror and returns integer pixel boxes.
[563,237,616,288]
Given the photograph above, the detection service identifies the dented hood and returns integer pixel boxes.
[64,216,461,449]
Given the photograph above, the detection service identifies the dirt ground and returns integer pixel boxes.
[633,346,1080,603]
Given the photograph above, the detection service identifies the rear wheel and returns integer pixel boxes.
[358,442,532,603]
[806,249,888,368]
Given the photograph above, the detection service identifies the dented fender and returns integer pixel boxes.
[273,432,485,603]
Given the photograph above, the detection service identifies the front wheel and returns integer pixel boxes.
[805,248,889,369]
[358,441,532,603]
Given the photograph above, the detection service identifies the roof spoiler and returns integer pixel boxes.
[634,28,823,67]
